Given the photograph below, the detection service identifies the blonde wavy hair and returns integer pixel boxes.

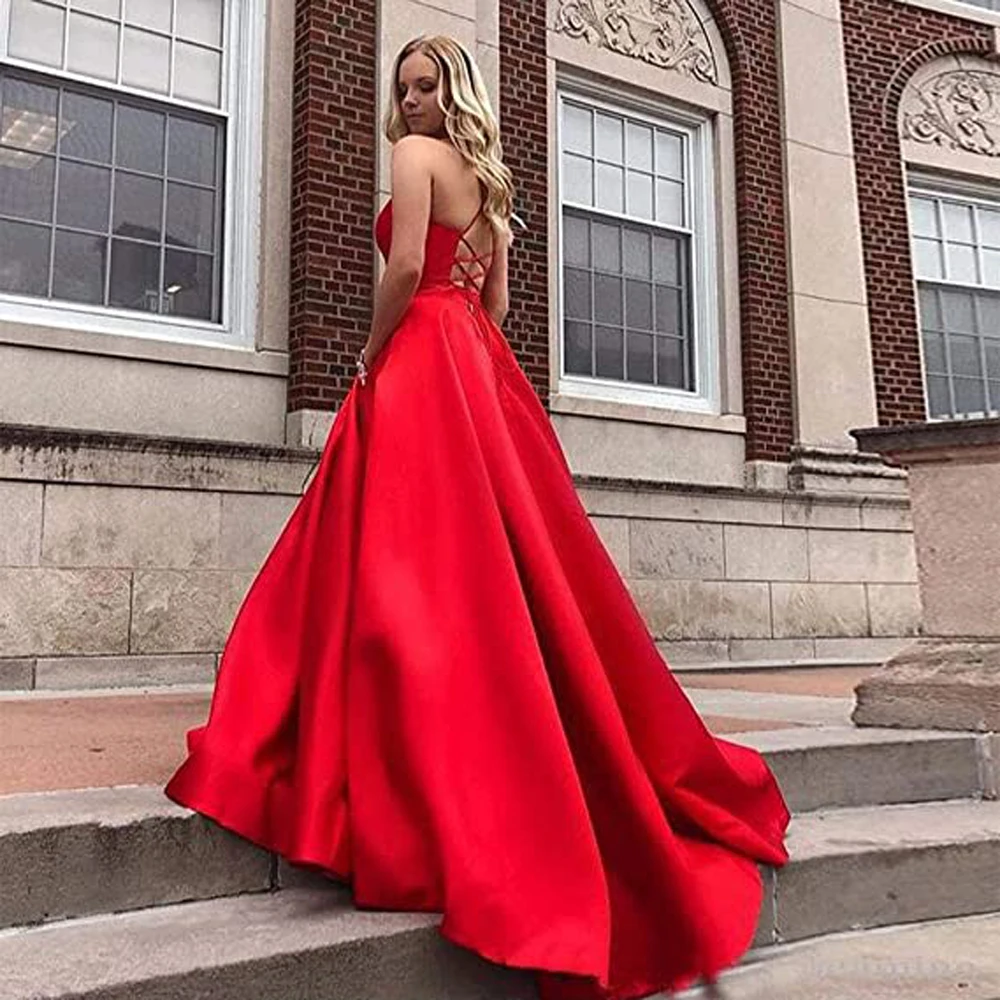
[385,35,515,238]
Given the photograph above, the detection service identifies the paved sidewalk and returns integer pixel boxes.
[0,666,867,796]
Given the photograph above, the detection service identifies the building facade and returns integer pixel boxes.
[3,0,996,689]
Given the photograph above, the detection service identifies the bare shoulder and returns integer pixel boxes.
[392,134,446,167]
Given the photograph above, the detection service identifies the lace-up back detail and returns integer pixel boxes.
[375,198,494,295]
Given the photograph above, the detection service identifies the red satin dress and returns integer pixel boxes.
[165,199,790,999]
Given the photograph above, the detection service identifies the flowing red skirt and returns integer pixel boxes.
[165,285,790,999]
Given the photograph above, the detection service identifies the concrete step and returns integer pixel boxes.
[0,888,536,1000]
[0,787,272,931]
[689,912,1000,1000]
[762,798,1000,945]
[1,728,996,933]
[3,799,1000,1000]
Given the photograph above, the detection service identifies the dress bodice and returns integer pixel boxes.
[375,199,492,294]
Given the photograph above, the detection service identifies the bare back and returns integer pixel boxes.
[426,141,494,292]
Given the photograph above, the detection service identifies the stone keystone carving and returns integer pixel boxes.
[902,70,1000,158]
[553,0,718,84]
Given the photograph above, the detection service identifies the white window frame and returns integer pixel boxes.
[555,85,719,415]
[907,169,1000,419]
[0,0,265,350]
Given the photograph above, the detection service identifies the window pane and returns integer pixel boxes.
[950,335,982,378]
[980,294,1000,335]
[110,237,160,310]
[922,332,946,374]
[122,27,171,94]
[168,116,218,184]
[113,172,163,240]
[954,377,986,415]
[981,208,1000,249]
[626,122,653,172]
[941,289,976,333]
[655,285,681,334]
[563,153,592,205]
[627,171,653,220]
[656,178,684,226]
[67,12,119,81]
[563,215,589,268]
[57,161,111,231]
[653,236,680,284]
[0,153,55,222]
[985,339,1000,379]
[52,230,107,303]
[625,279,652,330]
[9,0,65,67]
[913,238,942,280]
[983,249,1000,289]
[626,331,654,383]
[117,105,165,173]
[75,0,121,16]
[926,374,951,418]
[595,326,624,379]
[595,113,622,164]
[176,0,223,46]
[593,222,620,272]
[909,197,938,239]
[0,219,50,295]
[946,243,977,284]
[175,42,222,106]
[594,274,622,325]
[564,321,592,375]
[918,285,942,330]
[60,91,113,162]
[125,0,171,32]
[1,77,59,153]
[563,267,591,320]
[943,201,974,243]
[656,131,683,180]
[166,181,214,250]
[623,228,650,279]
[164,248,214,319]
[656,336,685,389]
[563,104,592,156]
[596,163,624,213]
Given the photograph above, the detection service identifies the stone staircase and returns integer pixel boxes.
[1,715,999,999]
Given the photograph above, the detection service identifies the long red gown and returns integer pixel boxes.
[165,200,790,999]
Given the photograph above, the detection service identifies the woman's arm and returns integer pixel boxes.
[362,137,434,366]
[480,223,510,329]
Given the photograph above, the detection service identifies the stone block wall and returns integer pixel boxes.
[0,427,920,690]
[0,428,313,691]
[580,479,919,667]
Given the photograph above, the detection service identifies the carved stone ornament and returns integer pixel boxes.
[902,70,1000,158]
[553,0,718,85]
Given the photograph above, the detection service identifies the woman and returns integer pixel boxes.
[166,35,790,1000]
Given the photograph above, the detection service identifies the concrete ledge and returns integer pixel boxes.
[0,424,317,495]
[3,801,1000,997]
[0,889,536,1000]
[854,641,1000,732]
[743,727,982,812]
[770,799,1000,944]
[0,787,271,931]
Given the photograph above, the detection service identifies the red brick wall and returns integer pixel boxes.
[841,0,994,425]
[709,1,795,461]
[499,3,551,406]
[288,0,377,413]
